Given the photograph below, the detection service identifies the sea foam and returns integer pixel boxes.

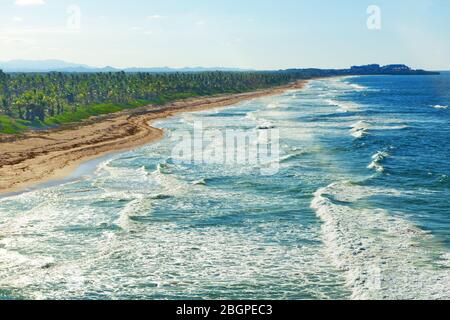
[367,151,390,173]
[350,121,371,139]
[311,181,450,300]
[326,99,360,112]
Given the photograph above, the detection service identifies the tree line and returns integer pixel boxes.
[0,70,299,124]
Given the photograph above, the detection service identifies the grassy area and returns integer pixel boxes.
[0,101,150,134]
[0,116,34,134]
[42,100,150,126]
[0,92,202,134]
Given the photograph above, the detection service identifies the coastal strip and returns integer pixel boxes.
[0,81,305,194]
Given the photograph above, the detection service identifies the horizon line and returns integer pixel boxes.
[0,59,447,72]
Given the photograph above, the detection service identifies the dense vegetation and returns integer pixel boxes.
[0,64,436,133]
[0,70,299,133]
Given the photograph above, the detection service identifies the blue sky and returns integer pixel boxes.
[0,0,449,70]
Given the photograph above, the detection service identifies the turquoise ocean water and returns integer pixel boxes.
[0,75,449,300]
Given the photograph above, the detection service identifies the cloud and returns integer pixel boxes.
[0,26,80,36]
[0,35,36,45]
[14,0,45,6]
[13,16,24,22]
[147,15,165,20]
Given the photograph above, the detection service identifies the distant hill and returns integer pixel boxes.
[283,64,440,76]
[0,60,93,73]
[0,60,251,73]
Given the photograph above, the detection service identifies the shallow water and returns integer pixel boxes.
[0,75,449,300]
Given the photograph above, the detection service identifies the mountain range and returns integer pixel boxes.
[0,59,251,73]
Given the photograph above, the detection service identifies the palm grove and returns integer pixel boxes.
[0,70,298,134]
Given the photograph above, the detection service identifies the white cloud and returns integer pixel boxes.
[14,0,45,6]
[0,26,80,36]
[0,35,36,45]
[13,16,24,22]
[147,15,165,20]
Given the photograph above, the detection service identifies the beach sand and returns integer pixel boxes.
[0,81,305,194]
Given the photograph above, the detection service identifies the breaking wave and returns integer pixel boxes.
[326,99,360,112]
[350,121,371,139]
[311,181,450,300]
[367,151,390,173]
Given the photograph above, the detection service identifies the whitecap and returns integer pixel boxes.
[367,151,390,173]
[245,111,257,121]
[192,179,207,186]
[311,181,450,300]
[326,99,360,112]
[114,195,146,230]
[349,121,371,139]
[279,149,308,163]
[267,103,279,109]
[257,120,276,130]
[349,83,367,90]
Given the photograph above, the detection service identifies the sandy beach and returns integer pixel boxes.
[0,81,305,194]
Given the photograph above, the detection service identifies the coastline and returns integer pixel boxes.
[0,80,306,195]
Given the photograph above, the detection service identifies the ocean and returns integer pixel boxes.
[0,75,449,300]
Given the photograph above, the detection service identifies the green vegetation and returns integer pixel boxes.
[0,70,297,134]
[0,115,32,134]
[43,101,149,126]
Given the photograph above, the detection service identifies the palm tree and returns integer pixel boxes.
[1,70,301,130]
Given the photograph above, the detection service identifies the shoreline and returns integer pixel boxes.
[0,80,306,195]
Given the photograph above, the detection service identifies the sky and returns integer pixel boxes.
[0,0,449,70]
